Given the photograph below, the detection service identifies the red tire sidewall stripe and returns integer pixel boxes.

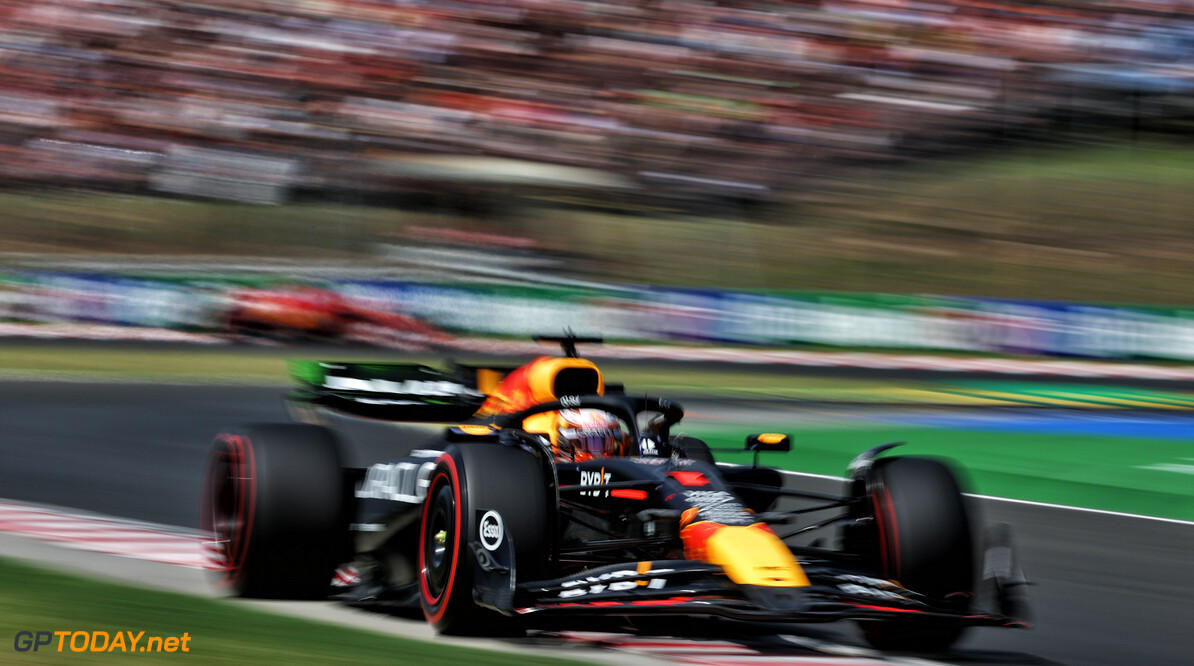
[419,453,461,624]
[872,482,900,578]
[203,434,256,588]
[232,436,257,588]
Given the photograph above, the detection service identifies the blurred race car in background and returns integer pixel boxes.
[222,282,445,349]
[202,335,1031,652]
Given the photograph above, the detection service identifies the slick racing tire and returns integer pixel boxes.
[419,444,550,635]
[201,424,346,599]
[859,456,976,652]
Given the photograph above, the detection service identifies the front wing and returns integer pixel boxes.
[500,559,1025,628]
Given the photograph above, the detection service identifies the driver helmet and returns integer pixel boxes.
[553,409,627,462]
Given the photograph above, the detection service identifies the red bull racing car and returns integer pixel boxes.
[201,336,1030,652]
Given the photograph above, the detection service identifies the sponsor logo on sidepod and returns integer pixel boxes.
[580,469,612,497]
[357,460,437,503]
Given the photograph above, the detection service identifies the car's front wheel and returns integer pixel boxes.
[857,456,976,652]
[418,443,551,634]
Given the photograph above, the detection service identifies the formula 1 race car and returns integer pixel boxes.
[222,281,445,348]
[201,336,1031,652]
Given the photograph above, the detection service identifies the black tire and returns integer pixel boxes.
[418,444,550,634]
[859,456,975,652]
[201,424,346,598]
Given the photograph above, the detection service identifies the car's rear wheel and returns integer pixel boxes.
[419,444,551,634]
[858,456,975,652]
[201,424,346,598]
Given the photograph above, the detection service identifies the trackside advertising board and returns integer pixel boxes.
[3,272,1194,360]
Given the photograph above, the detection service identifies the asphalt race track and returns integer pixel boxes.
[2,379,1193,665]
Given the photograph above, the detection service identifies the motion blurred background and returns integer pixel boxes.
[1,0,1192,354]
[2,9,1193,664]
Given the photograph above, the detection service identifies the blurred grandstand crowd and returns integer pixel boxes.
[2,0,1193,207]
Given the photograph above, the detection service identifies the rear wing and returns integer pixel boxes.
[287,360,498,422]
[286,335,614,422]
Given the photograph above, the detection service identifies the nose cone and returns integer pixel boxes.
[681,522,809,587]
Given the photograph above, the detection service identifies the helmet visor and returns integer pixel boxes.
[559,427,622,459]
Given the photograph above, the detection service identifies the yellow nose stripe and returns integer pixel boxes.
[691,523,809,587]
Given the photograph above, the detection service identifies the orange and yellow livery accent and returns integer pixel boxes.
[475,356,604,417]
[681,522,810,588]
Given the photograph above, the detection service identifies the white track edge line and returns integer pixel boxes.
[765,468,1194,527]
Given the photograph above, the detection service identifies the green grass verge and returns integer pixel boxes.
[697,423,1194,522]
[0,557,590,665]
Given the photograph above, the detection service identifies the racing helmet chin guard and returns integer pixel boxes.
[554,409,627,462]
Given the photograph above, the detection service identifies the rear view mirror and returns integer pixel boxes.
[746,433,791,453]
